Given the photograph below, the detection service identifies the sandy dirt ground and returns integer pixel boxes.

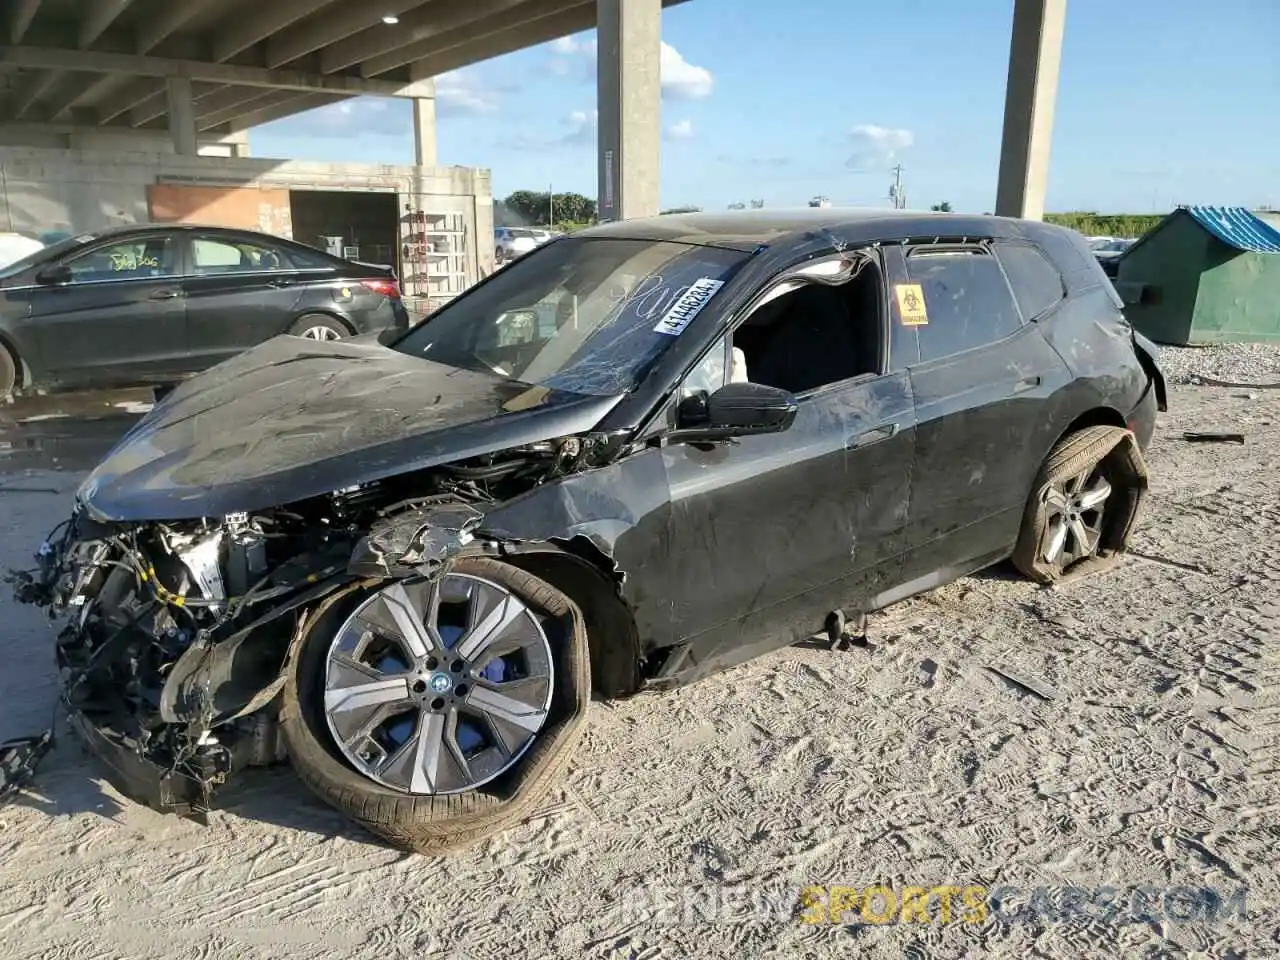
[0,383,1277,960]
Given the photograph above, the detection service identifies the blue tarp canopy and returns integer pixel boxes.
[1184,205,1280,254]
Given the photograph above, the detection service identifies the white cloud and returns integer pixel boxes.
[561,108,598,145]
[660,43,713,100]
[544,37,713,101]
[434,69,501,117]
[497,109,597,151]
[666,118,694,140]
[846,124,914,171]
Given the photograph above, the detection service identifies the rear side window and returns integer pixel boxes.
[286,245,338,270]
[192,237,289,274]
[995,241,1065,320]
[903,248,1023,363]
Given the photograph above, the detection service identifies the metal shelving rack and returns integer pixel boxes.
[399,204,469,315]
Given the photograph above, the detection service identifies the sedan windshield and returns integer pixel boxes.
[393,237,750,396]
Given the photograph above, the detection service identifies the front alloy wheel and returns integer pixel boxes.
[323,574,555,796]
[280,557,591,854]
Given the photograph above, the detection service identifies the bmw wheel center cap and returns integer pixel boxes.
[428,672,452,694]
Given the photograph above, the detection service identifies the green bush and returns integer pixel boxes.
[1043,212,1165,239]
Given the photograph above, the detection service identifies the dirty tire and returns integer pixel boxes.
[0,345,16,398]
[287,314,349,340]
[280,557,591,855]
[1012,425,1149,585]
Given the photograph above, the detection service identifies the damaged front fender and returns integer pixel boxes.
[347,502,486,579]
[158,572,351,725]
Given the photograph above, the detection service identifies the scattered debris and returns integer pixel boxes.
[986,665,1058,701]
[1188,375,1280,390]
[1127,550,1213,575]
[1182,431,1246,444]
[0,730,54,808]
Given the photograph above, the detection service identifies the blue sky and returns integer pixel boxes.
[251,0,1278,214]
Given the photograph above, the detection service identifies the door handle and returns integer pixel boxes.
[1013,375,1041,394]
[847,422,899,449]
[268,278,294,288]
[149,289,180,300]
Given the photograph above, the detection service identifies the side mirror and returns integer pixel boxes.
[35,263,71,285]
[673,381,799,442]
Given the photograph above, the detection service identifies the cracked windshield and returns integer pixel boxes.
[393,237,749,395]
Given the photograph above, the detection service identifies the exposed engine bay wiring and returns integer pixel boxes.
[5,434,607,814]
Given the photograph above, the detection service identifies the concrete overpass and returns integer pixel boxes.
[0,0,1066,221]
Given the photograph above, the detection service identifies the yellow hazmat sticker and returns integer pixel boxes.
[894,283,929,326]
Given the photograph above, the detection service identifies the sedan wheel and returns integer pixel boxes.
[1012,424,1149,584]
[287,314,348,341]
[323,573,555,796]
[303,324,342,341]
[280,557,591,854]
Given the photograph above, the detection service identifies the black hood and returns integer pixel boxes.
[78,335,622,521]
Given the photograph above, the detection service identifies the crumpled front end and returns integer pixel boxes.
[15,502,354,815]
[10,437,597,816]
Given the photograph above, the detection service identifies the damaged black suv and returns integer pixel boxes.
[15,209,1166,853]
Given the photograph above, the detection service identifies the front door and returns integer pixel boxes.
[181,233,305,367]
[28,233,187,389]
[659,264,917,681]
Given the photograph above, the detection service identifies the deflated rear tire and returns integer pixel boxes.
[1012,425,1149,585]
[280,557,591,854]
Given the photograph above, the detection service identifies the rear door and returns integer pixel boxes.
[27,233,187,389]
[181,232,304,366]
[884,242,1073,588]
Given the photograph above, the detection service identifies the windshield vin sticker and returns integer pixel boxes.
[653,278,726,336]
[894,283,929,326]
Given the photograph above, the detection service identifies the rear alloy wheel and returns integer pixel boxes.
[288,315,348,341]
[1039,466,1112,569]
[1012,425,1149,584]
[281,558,590,854]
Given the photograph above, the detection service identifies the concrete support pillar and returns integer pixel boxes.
[596,0,661,222]
[994,0,1066,220]
[165,77,198,156]
[412,96,437,168]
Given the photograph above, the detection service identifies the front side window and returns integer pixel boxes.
[724,257,884,396]
[393,237,750,396]
[192,237,289,274]
[903,247,1022,363]
[66,236,177,282]
[683,334,731,397]
[995,241,1065,320]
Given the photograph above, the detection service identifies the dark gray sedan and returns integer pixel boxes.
[0,223,410,397]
